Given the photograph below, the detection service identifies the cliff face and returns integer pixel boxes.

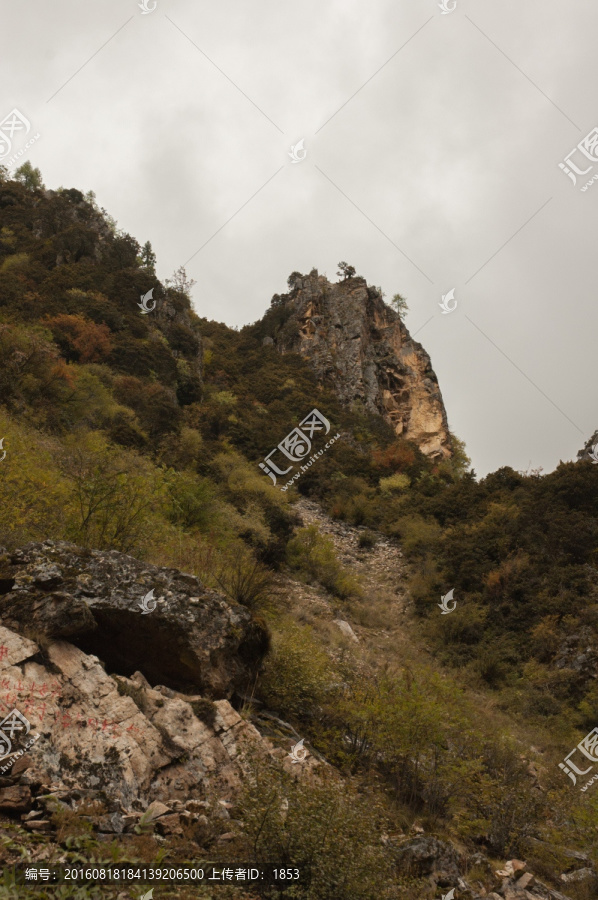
[273,271,452,459]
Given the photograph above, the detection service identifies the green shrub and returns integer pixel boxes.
[259,619,337,719]
[213,550,275,610]
[238,758,396,900]
[390,515,442,557]
[357,530,377,549]
[61,431,166,554]
[379,472,410,495]
[287,526,361,599]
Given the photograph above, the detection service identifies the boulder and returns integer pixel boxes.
[560,868,594,884]
[0,541,269,698]
[333,619,359,642]
[392,836,462,878]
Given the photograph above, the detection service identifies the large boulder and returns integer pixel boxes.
[0,541,268,698]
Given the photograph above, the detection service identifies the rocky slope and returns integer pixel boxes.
[0,540,318,843]
[0,528,590,899]
[269,270,452,459]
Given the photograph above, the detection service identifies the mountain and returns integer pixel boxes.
[0,163,597,900]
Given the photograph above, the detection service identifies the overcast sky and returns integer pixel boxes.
[1,0,597,476]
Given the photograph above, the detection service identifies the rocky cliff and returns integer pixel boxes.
[0,541,311,835]
[269,270,452,459]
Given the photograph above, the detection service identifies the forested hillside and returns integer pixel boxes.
[0,162,597,900]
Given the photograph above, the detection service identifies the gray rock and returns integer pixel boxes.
[98,812,125,833]
[560,868,595,884]
[0,541,269,697]
[333,619,359,642]
[392,836,462,878]
[0,621,290,818]
[275,271,452,459]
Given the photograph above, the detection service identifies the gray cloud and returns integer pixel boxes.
[1,0,597,474]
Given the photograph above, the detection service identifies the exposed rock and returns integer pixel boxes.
[333,619,359,643]
[24,819,52,832]
[560,868,594,884]
[155,813,184,836]
[0,540,269,697]
[0,785,32,812]
[144,800,171,821]
[509,860,527,878]
[0,620,320,819]
[553,627,598,681]
[97,812,125,834]
[271,270,452,459]
[392,835,462,878]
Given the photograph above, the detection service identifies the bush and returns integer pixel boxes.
[287,526,361,599]
[213,550,275,610]
[61,431,166,553]
[357,531,377,549]
[45,314,112,363]
[238,757,395,900]
[259,619,338,719]
[166,471,217,531]
[456,738,546,855]
[379,472,410,495]
[390,515,442,557]
[0,411,73,547]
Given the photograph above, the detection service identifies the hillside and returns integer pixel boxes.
[0,162,597,900]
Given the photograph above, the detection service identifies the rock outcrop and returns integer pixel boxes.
[0,622,317,835]
[0,541,321,843]
[271,270,452,459]
[0,541,268,698]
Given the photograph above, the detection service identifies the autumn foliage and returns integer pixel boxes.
[45,314,112,363]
